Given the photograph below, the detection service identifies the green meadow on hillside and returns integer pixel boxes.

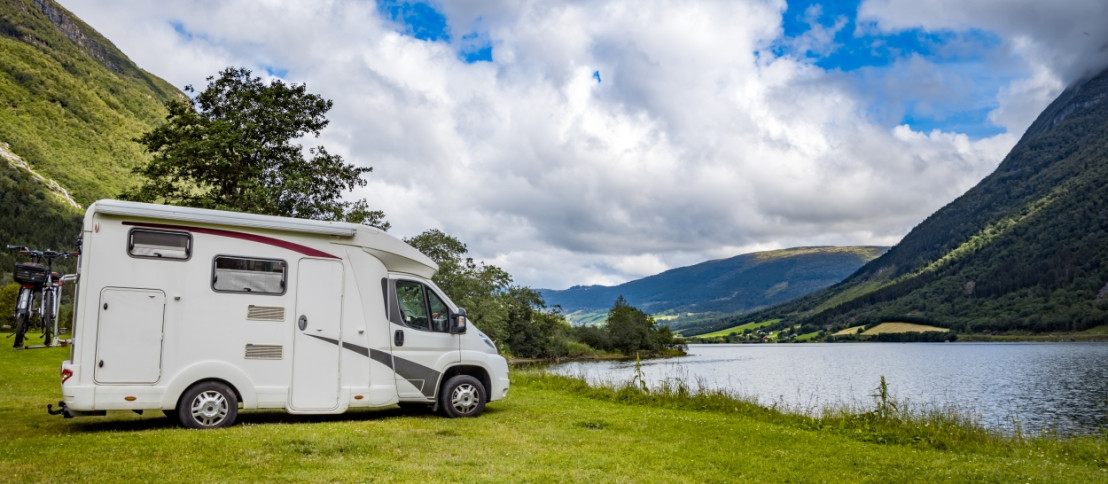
[692,319,780,338]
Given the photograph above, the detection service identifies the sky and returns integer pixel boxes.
[58,0,1108,290]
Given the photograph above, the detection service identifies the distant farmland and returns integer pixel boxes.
[834,322,948,336]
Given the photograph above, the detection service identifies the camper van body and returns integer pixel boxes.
[56,200,509,428]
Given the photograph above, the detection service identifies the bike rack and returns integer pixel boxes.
[20,273,78,350]
[46,273,79,348]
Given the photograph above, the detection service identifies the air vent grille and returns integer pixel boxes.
[247,305,285,321]
[244,344,283,360]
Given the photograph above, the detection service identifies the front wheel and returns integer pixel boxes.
[41,290,54,346]
[439,375,487,418]
[177,381,238,429]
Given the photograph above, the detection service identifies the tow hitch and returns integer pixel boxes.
[47,401,72,418]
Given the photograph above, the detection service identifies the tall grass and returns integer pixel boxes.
[520,368,1108,467]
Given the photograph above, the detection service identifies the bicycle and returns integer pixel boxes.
[7,245,76,349]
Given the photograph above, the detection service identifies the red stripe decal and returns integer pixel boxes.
[123,222,340,259]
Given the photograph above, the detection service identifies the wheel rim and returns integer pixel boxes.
[450,383,479,414]
[190,390,229,426]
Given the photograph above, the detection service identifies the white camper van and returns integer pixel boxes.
[50,200,509,428]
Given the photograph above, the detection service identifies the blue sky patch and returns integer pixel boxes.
[377,0,449,42]
[461,44,493,63]
[377,1,493,63]
[777,0,1013,137]
[262,65,289,78]
[458,31,493,62]
[169,20,197,42]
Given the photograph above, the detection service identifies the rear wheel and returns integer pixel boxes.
[439,375,487,418]
[177,381,238,429]
[12,313,28,349]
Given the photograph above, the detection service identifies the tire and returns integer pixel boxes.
[177,381,238,429]
[41,291,54,346]
[439,375,487,418]
[162,409,181,426]
[12,313,28,349]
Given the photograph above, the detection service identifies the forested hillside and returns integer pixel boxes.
[0,0,178,275]
[541,246,886,327]
[700,67,1108,337]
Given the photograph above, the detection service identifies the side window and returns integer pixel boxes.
[129,229,191,260]
[396,281,429,330]
[395,280,451,333]
[428,290,449,332]
[212,256,287,295]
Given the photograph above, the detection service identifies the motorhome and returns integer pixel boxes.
[50,200,509,428]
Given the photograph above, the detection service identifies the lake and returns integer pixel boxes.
[548,342,1108,436]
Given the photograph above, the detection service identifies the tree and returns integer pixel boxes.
[405,229,513,344]
[606,296,659,354]
[504,287,573,358]
[404,229,576,358]
[127,67,388,228]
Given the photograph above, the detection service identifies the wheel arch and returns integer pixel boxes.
[439,364,491,398]
[173,377,244,409]
[161,362,254,410]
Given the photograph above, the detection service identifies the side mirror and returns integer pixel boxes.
[450,308,468,335]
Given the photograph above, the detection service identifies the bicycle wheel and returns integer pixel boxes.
[13,312,28,349]
[41,290,54,346]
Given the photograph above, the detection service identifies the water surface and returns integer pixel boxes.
[548,343,1108,436]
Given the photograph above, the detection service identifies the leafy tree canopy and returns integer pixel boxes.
[606,295,659,354]
[405,229,512,339]
[405,229,575,358]
[126,67,388,229]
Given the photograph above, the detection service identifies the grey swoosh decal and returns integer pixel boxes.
[303,333,441,398]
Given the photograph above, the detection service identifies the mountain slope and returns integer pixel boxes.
[702,67,1108,336]
[1,0,178,274]
[540,246,887,323]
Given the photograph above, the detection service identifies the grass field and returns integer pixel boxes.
[861,322,949,335]
[693,319,781,338]
[1,345,1105,482]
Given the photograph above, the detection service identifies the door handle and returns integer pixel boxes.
[394,329,404,347]
[298,315,308,331]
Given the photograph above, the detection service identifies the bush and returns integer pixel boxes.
[0,282,18,329]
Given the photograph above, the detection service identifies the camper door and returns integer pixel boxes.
[387,278,459,399]
[290,258,344,411]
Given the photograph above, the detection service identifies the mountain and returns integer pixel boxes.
[0,0,178,275]
[698,67,1108,337]
[540,246,887,325]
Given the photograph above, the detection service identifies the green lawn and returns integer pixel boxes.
[1,346,1105,482]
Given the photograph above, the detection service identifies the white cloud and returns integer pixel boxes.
[56,0,1099,290]
[859,0,1108,134]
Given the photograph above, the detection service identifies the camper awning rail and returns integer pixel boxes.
[91,200,358,237]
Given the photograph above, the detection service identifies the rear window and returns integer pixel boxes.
[212,256,287,295]
[129,229,191,260]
